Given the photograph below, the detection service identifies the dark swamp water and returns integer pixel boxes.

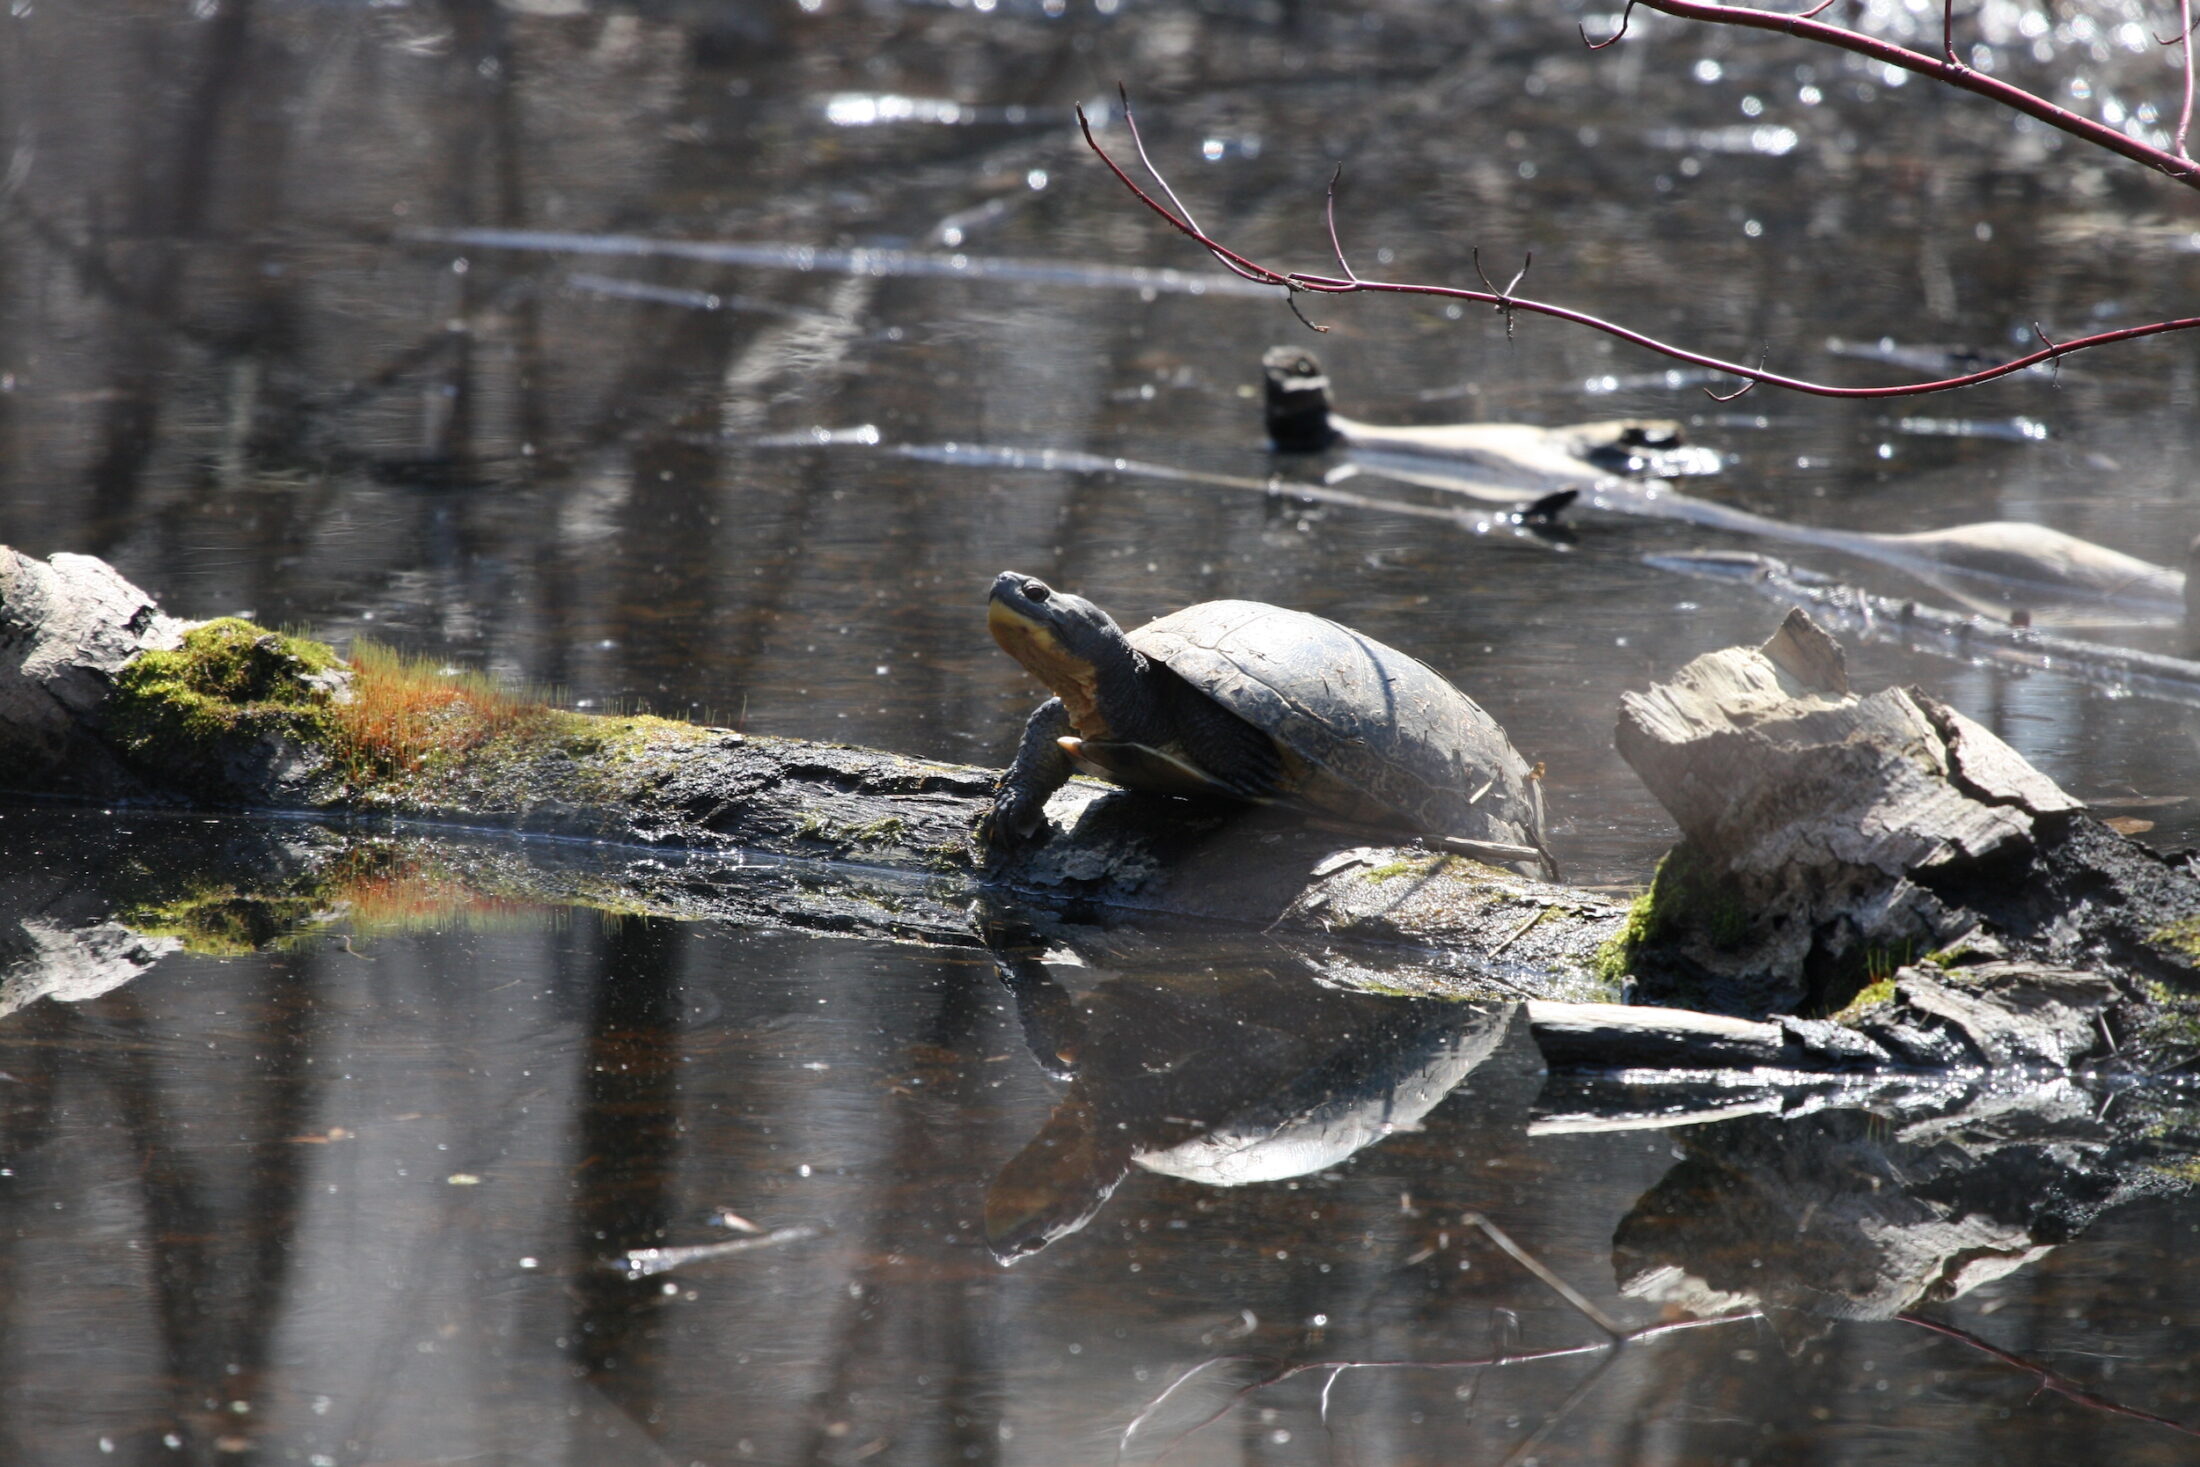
[8,0,2200,1461]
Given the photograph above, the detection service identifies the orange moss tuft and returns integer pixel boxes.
[332,642,562,782]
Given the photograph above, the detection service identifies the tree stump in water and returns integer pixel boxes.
[1611,607,2197,1015]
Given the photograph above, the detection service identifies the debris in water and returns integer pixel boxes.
[612,1223,823,1279]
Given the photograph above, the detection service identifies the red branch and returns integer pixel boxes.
[1080,4,2200,402]
[1623,0,2200,184]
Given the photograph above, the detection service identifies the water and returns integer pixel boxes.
[5,0,2200,1459]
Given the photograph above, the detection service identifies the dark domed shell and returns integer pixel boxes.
[1127,601,1544,852]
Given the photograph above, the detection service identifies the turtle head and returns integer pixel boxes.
[1262,346,1340,453]
[988,572,1141,735]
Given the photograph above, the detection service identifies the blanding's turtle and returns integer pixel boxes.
[983,571,1552,874]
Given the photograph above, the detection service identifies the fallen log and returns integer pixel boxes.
[6,544,2200,1066]
[0,543,1628,992]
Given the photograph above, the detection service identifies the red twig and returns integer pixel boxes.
[1323,165,1358,283]
[1075,104,2200,399]
[1581,0,1638,49]
[1899,1311,2200,1439]
[1624,0,2200,184]
[2177,0,2197,160]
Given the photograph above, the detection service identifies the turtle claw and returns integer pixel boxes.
[977,793,1053,860]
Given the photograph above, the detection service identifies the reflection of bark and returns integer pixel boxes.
[1612,1101,2170,1322]
[0,1002,64,1464]
[415,0,522,475]
[86,0,257,552]
[569,917,684,1427]
[101,971,315,1457]
[793,966,1003,1467]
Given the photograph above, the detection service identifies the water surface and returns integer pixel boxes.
[5,0,2200,1459]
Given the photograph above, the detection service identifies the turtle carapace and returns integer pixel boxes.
[983,572,1551,874]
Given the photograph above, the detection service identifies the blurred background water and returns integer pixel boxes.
[3,0,2200,1460]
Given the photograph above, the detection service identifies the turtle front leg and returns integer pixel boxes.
[983,697,1076,850]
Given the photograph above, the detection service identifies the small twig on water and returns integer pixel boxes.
[1122,1215,1739,1461]
[611,1222,822,1279]
[1460,1212,1626,1340]
[1899,1311,2200,1439]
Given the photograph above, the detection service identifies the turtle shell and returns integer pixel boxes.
[1127,601,1545,853]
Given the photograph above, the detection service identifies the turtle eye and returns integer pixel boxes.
[1023,581,1051,602]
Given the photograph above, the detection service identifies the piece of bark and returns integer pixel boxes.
[0,547,184,798]
[1609,607,2197,1014]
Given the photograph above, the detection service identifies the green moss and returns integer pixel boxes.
[845,816,907,846]
[2147,1156,2200,1185]
[108,619,345,783]
[2149,917,2200,960]
[1592,887,1656,986]
[926,837,973,872]
[2132,979,2200,1055]
[1588,843,1750,984]
[789,813,912,851]
[1364,854,1454,883]
[1835,974,1899,1021]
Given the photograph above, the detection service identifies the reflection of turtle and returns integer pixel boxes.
[983,948,1516,1261]
[983,571,1551,873]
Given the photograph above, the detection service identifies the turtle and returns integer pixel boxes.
[982,570,1553,874]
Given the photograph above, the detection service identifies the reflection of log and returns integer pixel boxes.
[7,545,2200,1051]
[1610,1093,2177,1322]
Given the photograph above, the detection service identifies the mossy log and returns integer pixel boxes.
[0,545,1626,996]
[8,545,2200,1073]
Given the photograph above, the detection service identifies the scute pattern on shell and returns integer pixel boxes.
[1128,601,1544,853]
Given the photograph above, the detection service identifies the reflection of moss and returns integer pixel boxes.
[1590,843,1748,983]
[121,844,575,955]
[123,890,326,956]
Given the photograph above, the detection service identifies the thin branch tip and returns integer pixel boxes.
[1582,0,1637,48]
